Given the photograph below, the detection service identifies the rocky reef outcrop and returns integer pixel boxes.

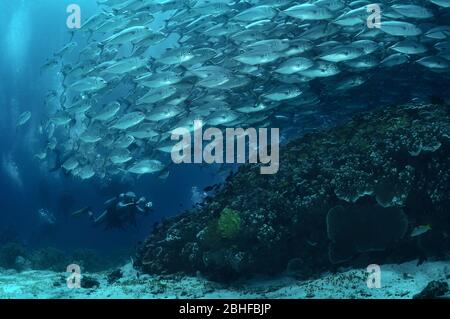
[135,103,450,282]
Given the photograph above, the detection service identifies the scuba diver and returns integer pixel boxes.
[72,192,153,229]
[35,208,57,240]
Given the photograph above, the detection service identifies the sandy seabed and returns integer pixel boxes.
[0,260,449,299]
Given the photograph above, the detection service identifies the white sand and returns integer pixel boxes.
[0,260,449,299]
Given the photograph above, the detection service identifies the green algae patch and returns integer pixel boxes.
[218,208,241,240]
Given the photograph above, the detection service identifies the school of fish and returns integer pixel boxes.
[37,0,450,181]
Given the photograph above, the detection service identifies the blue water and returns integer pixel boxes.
[0,0,226,254]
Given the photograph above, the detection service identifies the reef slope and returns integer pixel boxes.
[136,103,450,282]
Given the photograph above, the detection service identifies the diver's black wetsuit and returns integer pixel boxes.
[87,192,153,229]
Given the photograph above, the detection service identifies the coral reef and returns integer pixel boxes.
[30,247,69,272]
[0,243,121,275]
[135,103,450,282]
[326,203,408,263]
[72,249,108,272]
[413,280,449,299]
[107,269,123,285]
[0,243,28,270]
[80,276,100,289]
[217,208,242,240]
